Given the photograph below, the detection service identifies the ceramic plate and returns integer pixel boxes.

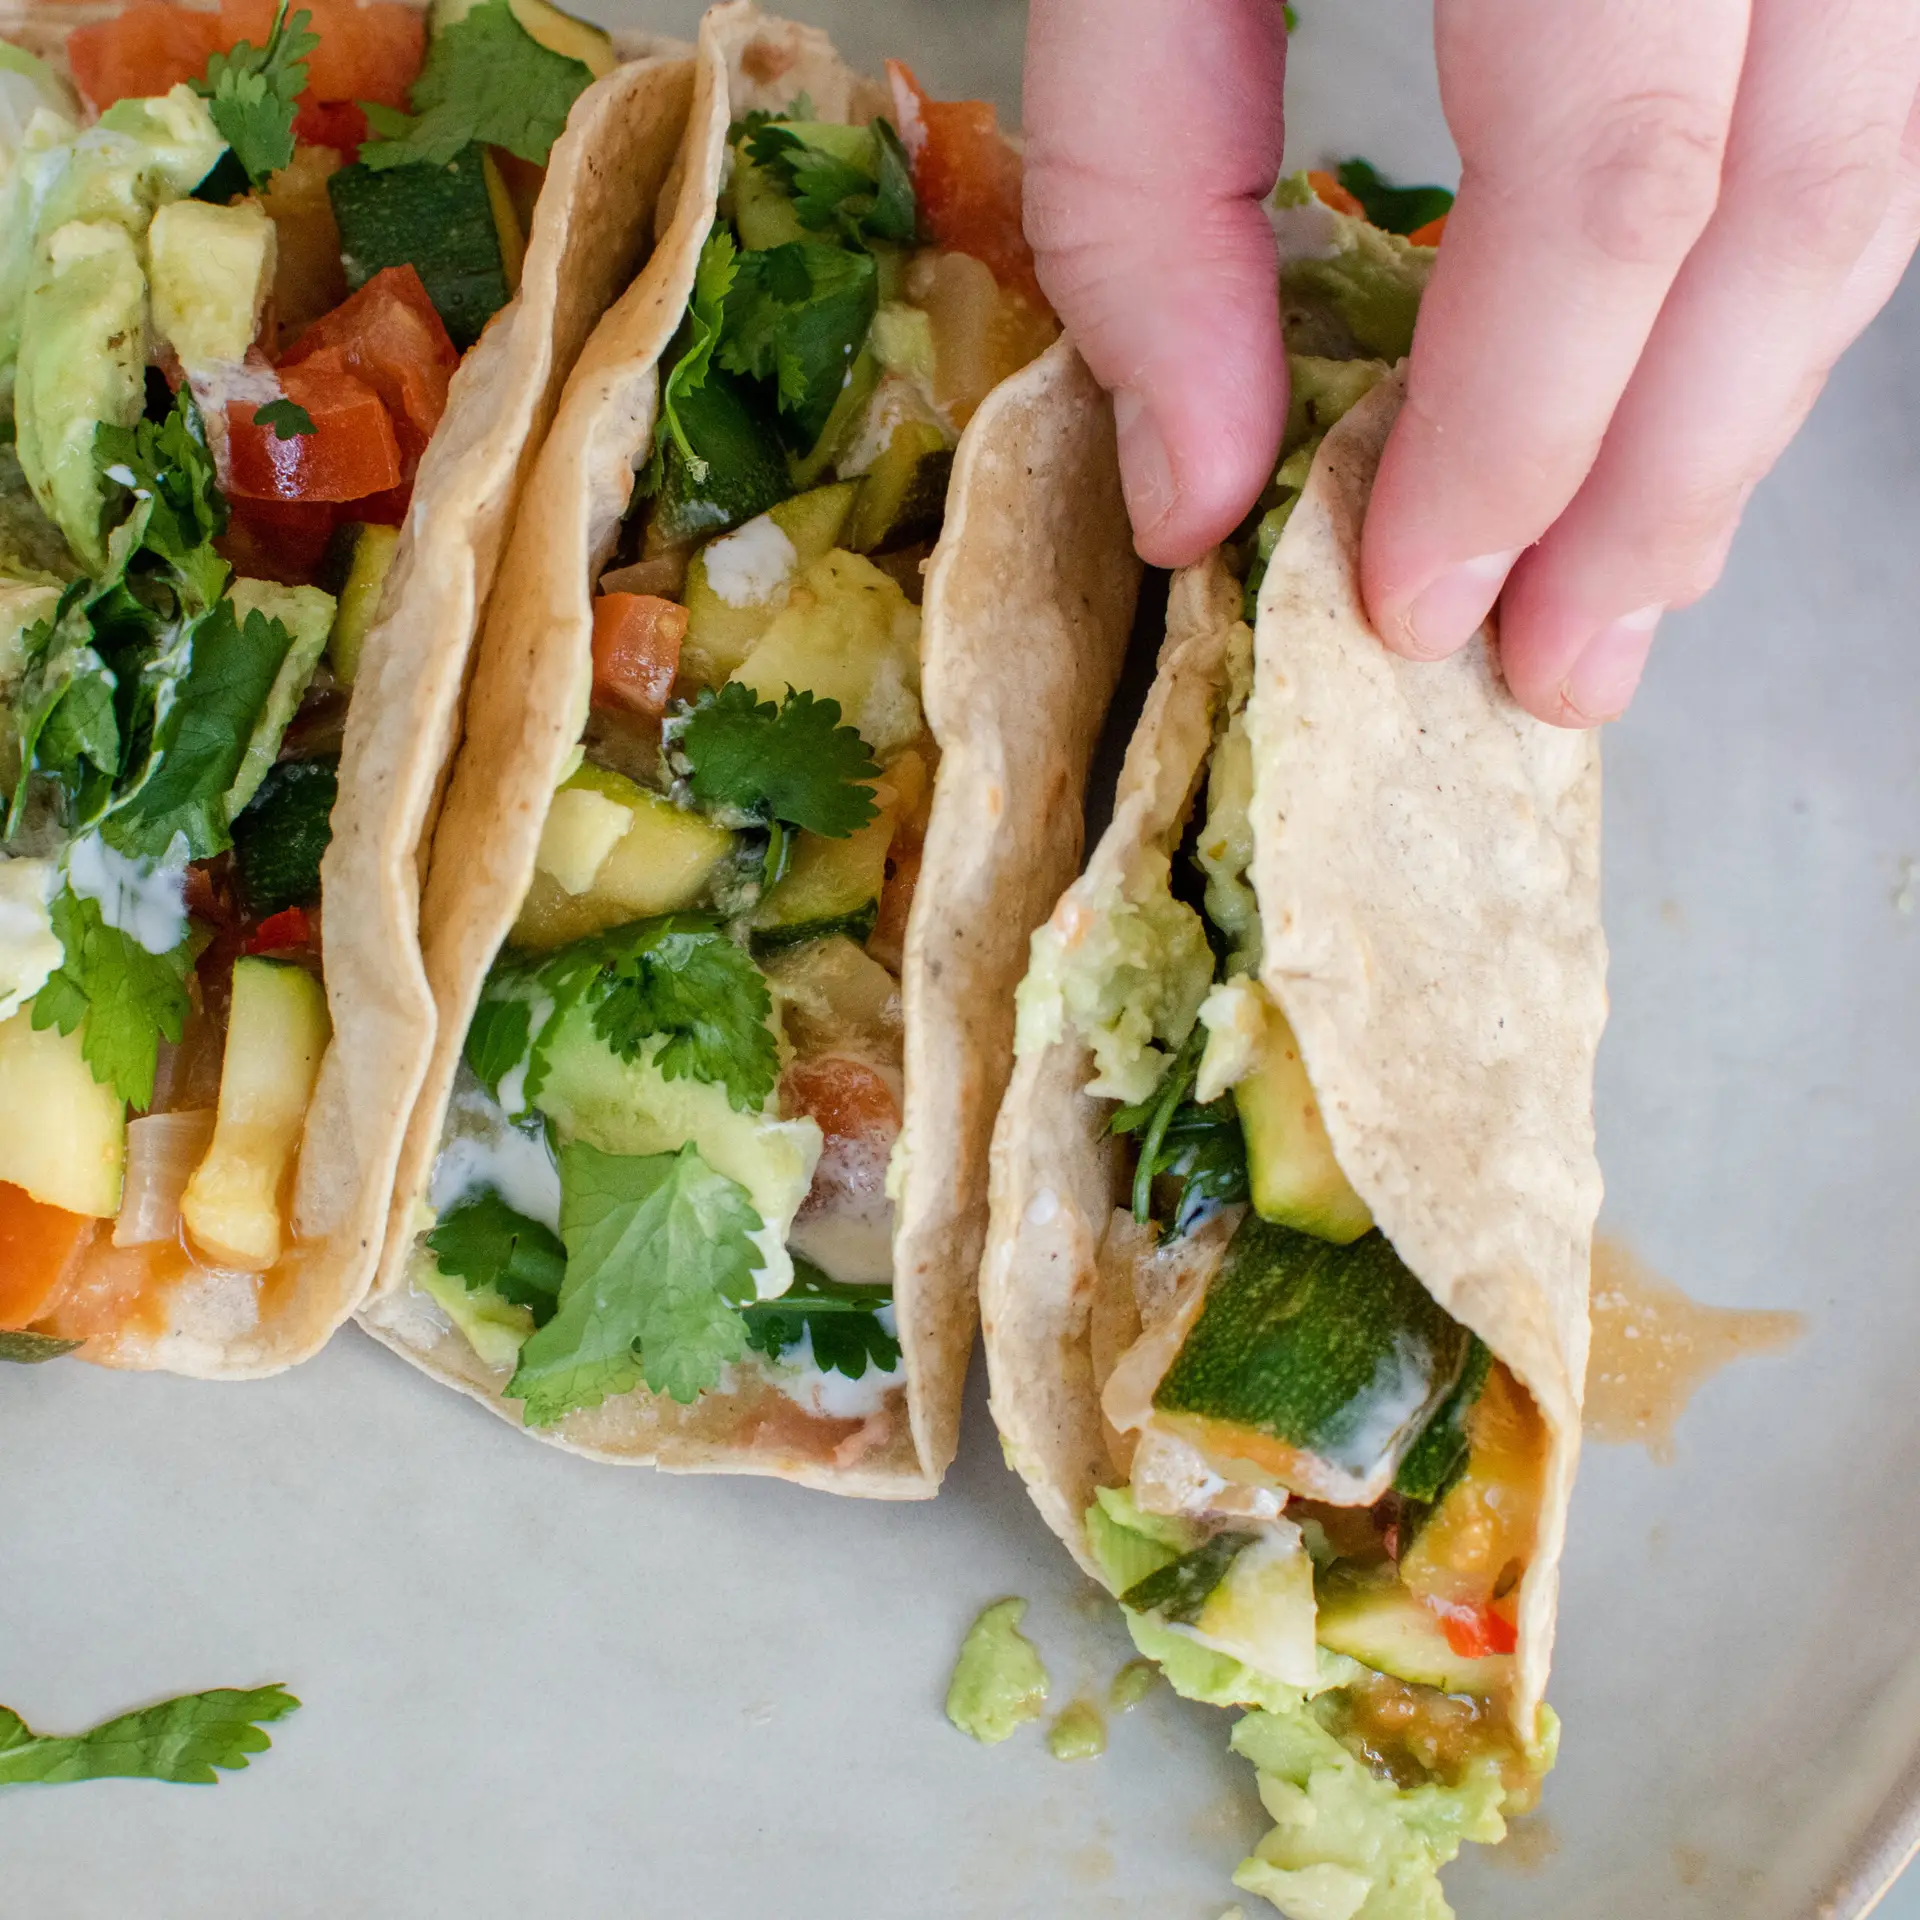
[6,3,1920,1914]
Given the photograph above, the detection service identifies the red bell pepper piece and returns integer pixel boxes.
[244,906,315,956]
[227,362,402,505]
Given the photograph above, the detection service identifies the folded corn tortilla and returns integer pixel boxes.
[8,3,697,1374]
[358,2,1138,1493]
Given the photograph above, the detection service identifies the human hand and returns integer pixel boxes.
[1023,0,1920,728]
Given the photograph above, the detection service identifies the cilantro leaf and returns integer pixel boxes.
[463,989,533,1101]
[193,0,318,190]
[1333,158,1454,238]
[506,1141,765,1421]
[586,914,779,1114]
[673,683,879,841]
[0,1686,300,1788]
[0,1330,83,1364]
[741,1258,901,1378]
[32,887,192,1110]
[1110,1024,1249,1238]
[427,1189,565,1320]
[356,0,593,171]
[103,603,296,861]
[745,119,916,244]
[651,226,739,483]
[95,393,230,609]
[253,398,314,441]
[717,241,877,448]
[7,592,120,836]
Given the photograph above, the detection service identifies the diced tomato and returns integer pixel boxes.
[1408,211,1450,248]
[886,60,1043,308]
[218,0,422,108]
[782,1055,900,1146]
[591,593,687,721]
[1431,1598,1518,1661]
[1307,169,1367,219]
[219,494,340,586]
[0,1183,99,1332]
[67,2,223,109]
[244,906,315,955]
[278,266,458,472]
[227,361,402,504]
[292,97,369,159]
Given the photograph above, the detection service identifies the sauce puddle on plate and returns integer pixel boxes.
[1586,1237,1804,1462]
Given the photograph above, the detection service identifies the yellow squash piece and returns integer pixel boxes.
[181,959,330,1271]
[0,1008,126,1217]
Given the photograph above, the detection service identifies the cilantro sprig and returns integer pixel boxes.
[469,913,780,1117]
[193,0,317,189]
[741,1258,900,1378]
[30,889,192,1112]
[253,398,314,441]
[0,1686,299,1788]
[1110,1024,1250,1239]
[672,683,880,841]
[652,226,738,484]
[717,241,878,449]
[358,0,594,171]
[427,1189,565,1320]
[745,118,916,245]
[506,1140,766,1420]
[1333,158,1454,238]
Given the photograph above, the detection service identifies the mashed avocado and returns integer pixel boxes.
[1084,1489,1535,1920]
[945,1598,1050,1745]
[1014,846,1214,1105]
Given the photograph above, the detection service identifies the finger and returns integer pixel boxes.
[1499,1,1920,725]
[1360,0,1751,661]
[1023,0,1288,566]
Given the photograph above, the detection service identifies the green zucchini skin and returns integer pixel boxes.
[748,903,879,957]
[328,144,509,350]
[1153,1216,1470,1491]
[231,756,340,917]
[654,373,794,543]
[1119,1530,1255,1624]
[1393,1335,1492,1505]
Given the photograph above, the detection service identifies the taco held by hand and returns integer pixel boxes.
[0,0,693,1370]
[358,3,1137,1493]
[982,181,1607,1912]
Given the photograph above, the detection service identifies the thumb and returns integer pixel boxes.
[1023,0,1289,567]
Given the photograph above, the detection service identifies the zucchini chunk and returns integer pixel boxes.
[1152,1215,1470,1505]
[232,757,340,918]
[0,1010,126,1218]
[323,520,401,688]
[1314,1569,1510,1695]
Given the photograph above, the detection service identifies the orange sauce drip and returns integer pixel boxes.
[39,1232,199,1344]
[1586,1237,1803,1463]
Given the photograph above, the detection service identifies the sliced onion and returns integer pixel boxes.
[114,1110,216,1248]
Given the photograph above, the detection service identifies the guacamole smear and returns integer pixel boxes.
[1013,846,1214,1104]
[1085,1490,1540,1920]
[946,1598,1050,1745]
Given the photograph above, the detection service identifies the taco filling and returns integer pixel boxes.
[1007,178,1567,1918]
[0,0,605,1354]
[402,58,1057,1461]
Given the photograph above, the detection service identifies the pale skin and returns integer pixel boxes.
[1023,0,1920,727]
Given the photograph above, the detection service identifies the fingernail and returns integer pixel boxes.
[1561,605,1662,723]
[1399,550,1522,660]
[1113,389,1179,535]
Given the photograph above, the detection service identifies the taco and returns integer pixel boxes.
[0,0,694,1372]
[981,180,1607,1911]
[357,2,1137,1495]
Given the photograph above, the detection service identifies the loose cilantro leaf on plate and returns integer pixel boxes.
[193,0,318,190]
[745,119,917,245]
[103,602,297,861]
[0,1686,300,1788]
[1333,158,1454,238]
[253,398,314,441]
[741,1257,900,1378]
[506,1140,765,1421]
[718,240,877,449]
[586,914,778,1114]
[427,1189,565,1320]
[0,1330,83,1364]
[32,887,192,1110]
[673,682,879,840]
[357,0,593,171]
